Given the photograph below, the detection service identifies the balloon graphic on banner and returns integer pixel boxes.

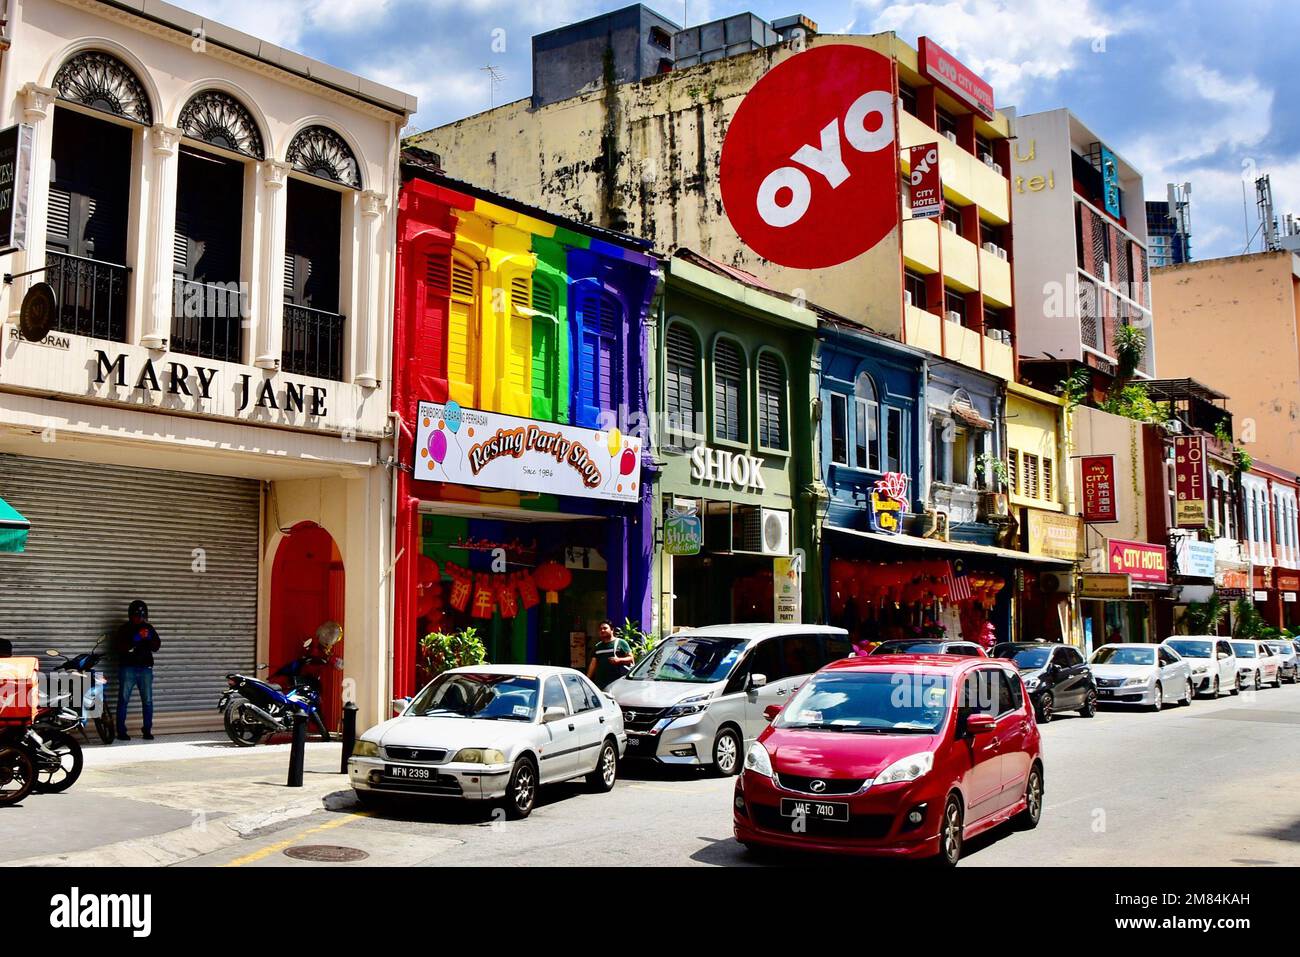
[606,427,622,456]
[428,429,447,464]
[620,449,636,475]
[444,401,462,434]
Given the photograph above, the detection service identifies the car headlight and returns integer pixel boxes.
[353,739,380,758]
[666,694,711,718]
[875,751,934,785]
[452,748,507,765]
[1024,676,1041,691]
[1192,665,1209,675]
[1122,676,1148,687]
[743,743,774,778]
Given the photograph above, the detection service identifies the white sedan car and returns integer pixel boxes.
[349,664,626,819]
[1231,640,1282,690]
[1089,643,1194,710]
[1263,640,1300,683]
[1162,637,1239,697]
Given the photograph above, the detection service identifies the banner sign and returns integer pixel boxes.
[1277,573,1300,592]
[908,144,943,219]
[0,123,34,255]
[1099,144,1121,219]
[1080,455,1118,523]
[868,472,910,534]
[664,498,702,556]
[1080,573,1132,599]
[1176,538,1216,579]
[1173,435,1208,528]
[774,556,802,623]
[1107,538,1168,584]
[415,401,642,504]
[1024,509,1085,561]
[917,37,995,119]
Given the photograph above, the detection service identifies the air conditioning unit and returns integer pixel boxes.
[983,158,1003,175]
[947,311,963,324]
[996,246,1008,261]
[982,241,1000,255]
[904,290,914,306]
[943,130,958,144]
[942,219,959,233]
[761,508,791,556]
[1165,418,1184,434]
[979,492,1012,523]
[1039,572,1064,594]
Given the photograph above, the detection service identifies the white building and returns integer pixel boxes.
[1009,108,1155,379]
[0,0,415,730]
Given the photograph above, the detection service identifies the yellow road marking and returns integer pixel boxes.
[223,810,371,867]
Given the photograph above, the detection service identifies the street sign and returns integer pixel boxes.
[1080,573,1132,599]
[0,123,35,255]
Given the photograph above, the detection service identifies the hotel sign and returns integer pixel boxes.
[1107,538,1168,584]
[917,37,995,120]
[1080,455,1118,523]
[908,144,943,219]
[1080,573,1132,599]
[1173,435,1208,528]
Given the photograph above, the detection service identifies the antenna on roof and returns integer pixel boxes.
[481,65,505,108]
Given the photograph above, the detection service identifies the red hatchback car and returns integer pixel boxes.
[734,655,1043,866]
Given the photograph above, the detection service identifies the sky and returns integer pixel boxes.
[181,0,1300,260]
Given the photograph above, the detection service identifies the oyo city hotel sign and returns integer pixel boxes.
[690,444,767,492]
[1106,538,1168,584]
[719,44,898,269]
[415,401,643,504]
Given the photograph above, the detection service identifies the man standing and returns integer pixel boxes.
[586,619,634,689]
[115,599,161,740]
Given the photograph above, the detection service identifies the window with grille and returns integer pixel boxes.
[665,322,699,443]
[1023,453,1040,499]
[757,352,787,451]
[713,338,746,442]
[1007,449,1020,495]
[886,407,904,473]
[1043,458,1054,502]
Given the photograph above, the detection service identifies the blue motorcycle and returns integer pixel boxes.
[44,637,114,745]
[218,647,331,747]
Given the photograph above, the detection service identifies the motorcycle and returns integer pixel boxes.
[219,646,332,747]
[0,699,83,801]
[44,638,115,745]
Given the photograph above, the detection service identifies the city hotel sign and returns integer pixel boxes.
[1106,538,1168,584]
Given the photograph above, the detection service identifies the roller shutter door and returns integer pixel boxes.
[0,454,259,729]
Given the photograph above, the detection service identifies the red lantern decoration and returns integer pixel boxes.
[516,571,541,609]
[534,561,572,605]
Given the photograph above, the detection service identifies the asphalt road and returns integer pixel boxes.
[171,681,1300,868]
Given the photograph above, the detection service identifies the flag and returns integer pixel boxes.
[945,561,973,602]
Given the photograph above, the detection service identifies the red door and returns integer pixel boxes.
[270,523,345,730]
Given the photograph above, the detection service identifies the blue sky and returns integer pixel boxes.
[184,0,1299,260]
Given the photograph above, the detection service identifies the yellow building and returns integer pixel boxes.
[410,27,1016,379]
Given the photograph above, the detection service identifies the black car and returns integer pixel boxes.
[869,639,987,657]
[991,641,1097,723]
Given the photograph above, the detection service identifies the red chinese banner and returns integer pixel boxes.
[908,144,943,219]
[1173,435,1208,528]
[1107,538,1168,584]
[1080,455,1118,523]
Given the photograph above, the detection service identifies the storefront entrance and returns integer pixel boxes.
[672,552,776,627]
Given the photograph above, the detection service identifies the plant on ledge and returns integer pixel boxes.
[975,451,1009,492]
[1214,419,1253,477]
[1101,383,1170,424]
[1056,366,1092,413]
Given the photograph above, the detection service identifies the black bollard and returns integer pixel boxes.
[339,701,358,774]
[287,712,306,787]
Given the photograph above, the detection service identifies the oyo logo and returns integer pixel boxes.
[720,44,899,269]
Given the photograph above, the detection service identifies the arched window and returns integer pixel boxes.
[854,372,880,471]
[757,351,788,451]
[53,50,152,124]
[530,275,561,420]
[664,321,699,443]
[713,338,746,443]
[178,90,264,159]
[286,125,360,189]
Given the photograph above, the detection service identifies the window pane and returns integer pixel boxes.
[831,394,848,465]
[854,400,867,468]
[714,339,744,442]
[757,352,787,450]
[666,323,698,440]
[886,408,903,472]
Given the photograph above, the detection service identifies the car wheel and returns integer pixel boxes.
[1254,671,1262,691]
[1231,675,1242,696]
[502,757,537,820]
[711,727,742,777]
[1151,683,1163,712]
[1272,671,1283,689]
[935,795,964,867]
[1181,679,1194,706]
[1211,676,1220,698]
[1079,689,1097,718]
[587,738,618,792]
[1016,765,1044,830]
[1036,692,1054,724]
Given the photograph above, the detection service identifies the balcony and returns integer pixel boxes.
[899,112,1010,221]
[172,278,245,364]
[979,245,1012,307]
[44,251,129,342]
[941,228,980,291]
[282,303,345,381]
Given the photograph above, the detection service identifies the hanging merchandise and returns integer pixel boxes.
[534,561,573,604]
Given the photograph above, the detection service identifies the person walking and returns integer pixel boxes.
[115,599,161,740]
[586,619,634,690]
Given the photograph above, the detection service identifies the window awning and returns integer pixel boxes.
[0,497,30,553]
[949,396,995,430]
[827,525,1074,567]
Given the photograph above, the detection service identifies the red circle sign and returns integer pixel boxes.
[720,44,899,269]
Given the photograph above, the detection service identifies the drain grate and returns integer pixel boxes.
[283,844,370,863]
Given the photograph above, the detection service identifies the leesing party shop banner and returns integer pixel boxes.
[415,401,642,504]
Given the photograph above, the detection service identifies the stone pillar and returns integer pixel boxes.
[255,160,290,369]
[9,84,56,317]
[142,124,181,350]
[353,190,386,388]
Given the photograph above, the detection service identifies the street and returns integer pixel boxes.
[7,684,1300,868]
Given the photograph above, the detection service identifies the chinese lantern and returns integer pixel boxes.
[534,561,572,604]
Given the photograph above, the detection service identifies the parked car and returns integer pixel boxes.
[734,655,1042,866]
[1231,640,1281,690]
[991,642,1096,722]
[348,665,625,819]
[1263,640,1299,683]
[1163,637,1239,697]
[871,639,987,657]
[607,624,851,775]
[1088,644,1194,710]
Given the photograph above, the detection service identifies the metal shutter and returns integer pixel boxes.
[0,454,259,728]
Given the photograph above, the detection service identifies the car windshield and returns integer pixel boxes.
[993,646,1051,670]
[872,640,947,655]
[1165,640,1212,658]
[626,636,746,683]
[776,671,951,733]
[1267,643,1290,655]
[407,672,539,720]
[1231,643,1257,658]
[1091,646,1155,666]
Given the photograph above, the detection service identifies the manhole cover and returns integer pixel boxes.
[283,844,369,863]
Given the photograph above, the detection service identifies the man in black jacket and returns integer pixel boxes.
[115,599,161,740]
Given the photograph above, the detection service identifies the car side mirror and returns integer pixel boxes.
[965,713,997,736]
[763,704,782,722]
[542,706,568,724]
[749,673,768,690]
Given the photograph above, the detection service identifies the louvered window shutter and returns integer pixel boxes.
[714,339,745,442]
[447,257,478,404]
[530,279,557,419]
[757,352,787,450]
[507,274,532,402]
[575,290,602,427]
[420,250,450,381]
[665,324,698,439]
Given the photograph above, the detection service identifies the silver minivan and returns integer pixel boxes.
[605,624,851,775]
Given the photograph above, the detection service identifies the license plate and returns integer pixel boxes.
[1099,689,1114,696]
[780,797,849,822]
[384,764,432,780]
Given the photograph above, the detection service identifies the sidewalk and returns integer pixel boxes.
[0,733,353,866]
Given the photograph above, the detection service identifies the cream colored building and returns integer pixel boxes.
[0,0,414,730]
[412,28,1017,380]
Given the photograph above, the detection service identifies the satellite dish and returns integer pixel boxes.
[19,282,57,342]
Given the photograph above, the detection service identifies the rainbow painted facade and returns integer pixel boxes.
[391,159,658,695]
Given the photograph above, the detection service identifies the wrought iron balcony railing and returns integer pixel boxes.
[45,251,130,342]
[171,277,245,363]
[282,302,344,381]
